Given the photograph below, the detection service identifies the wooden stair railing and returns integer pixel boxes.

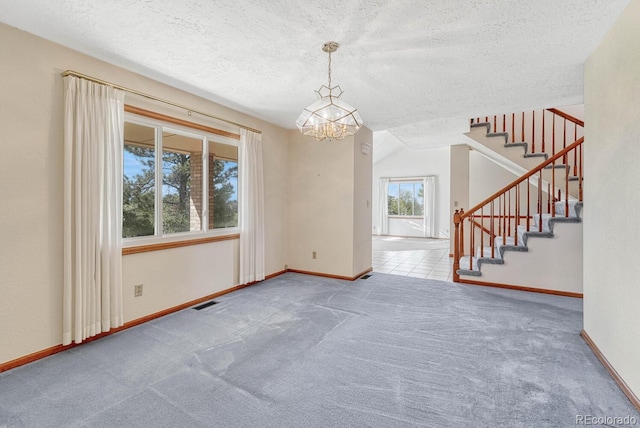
[470,109,584,176]
[453,136,584,282]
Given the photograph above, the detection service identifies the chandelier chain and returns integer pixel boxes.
[327,51,332,88]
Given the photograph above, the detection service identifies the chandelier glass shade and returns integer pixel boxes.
[296,42,363,141]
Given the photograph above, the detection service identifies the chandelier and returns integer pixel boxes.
[296,41,364,141]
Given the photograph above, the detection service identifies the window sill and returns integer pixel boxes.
[122,232,240,255]
[388,216,425,219]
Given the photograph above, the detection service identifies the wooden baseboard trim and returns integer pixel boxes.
[0,267,368,373]
[0,278,263,373]
[286,267,373,281]
[265,270,287,280]
[458,278,583,298]
[581,330,640,411]
[0,344,71,374]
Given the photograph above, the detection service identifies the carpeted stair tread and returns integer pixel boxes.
[470,122,491,132]
[523,152,548,159]
[544,163,569,170]
[487,131,509,141]
[459,202,583,278]
[477,245,500,259]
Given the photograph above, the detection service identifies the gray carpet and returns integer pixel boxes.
[0,273,637,427]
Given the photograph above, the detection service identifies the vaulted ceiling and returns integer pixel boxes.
[0,0,631,149]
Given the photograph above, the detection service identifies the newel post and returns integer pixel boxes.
[453,209,461,282]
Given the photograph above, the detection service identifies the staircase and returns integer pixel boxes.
[453,109,584,296]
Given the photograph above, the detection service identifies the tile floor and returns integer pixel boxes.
[372,236,454,281]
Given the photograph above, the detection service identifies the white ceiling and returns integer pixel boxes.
[0,0,631,149]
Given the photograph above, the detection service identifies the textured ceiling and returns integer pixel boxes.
[0,0,631,149]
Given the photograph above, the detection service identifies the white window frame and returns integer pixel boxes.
[122,113,240,248]
[387,178,425,219]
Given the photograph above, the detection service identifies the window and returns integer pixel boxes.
[387,180,424,217]
[123,123,156,238]
[161,131,199,234]
[210,158,238,228]
[123,117,239,241]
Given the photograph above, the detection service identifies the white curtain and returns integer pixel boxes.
[63,76,125,345]
[424,176,436,238]
[239,129,265,284]
[378,178,389,235]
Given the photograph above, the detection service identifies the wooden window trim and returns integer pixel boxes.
[122,234,239,255]
[124,105,240,140]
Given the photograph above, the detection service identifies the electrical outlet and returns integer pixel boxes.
[134,284,143,297]
[312,251,317,259]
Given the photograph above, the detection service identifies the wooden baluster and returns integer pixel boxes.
[490,200,495,258]
[563,118,567,164]
[552,152,556,215]
[541,110,546,153]
[470,118,473,125]
[573,141,582,177]
[498,195,502,238]
[485,116,489,123]
[521,112,525,143]
[579,143,584,202]
[511,113,515,143]
[507,189,511,236]
[502,194,506,245]
[532,110,536,153]
[502,114,506,133]
[453,210,461,282]
[470,214,474,269]
[547,183,551,214]
[565,162,570,217]
[573,123,579,177]
[538,173,543,232]
[515,184,520,246]
[552,113,556,156]
[526,178,530,231]
[460,209,465,257]
[493,115,497,133]
[480,206,484,257]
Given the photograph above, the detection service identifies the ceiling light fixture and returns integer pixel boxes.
[296,41,363,141]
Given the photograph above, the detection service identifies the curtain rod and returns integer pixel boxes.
[61,70,262,134]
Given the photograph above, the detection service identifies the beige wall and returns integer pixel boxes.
[287,129,373,278]
[469,150,544,215]
[584,0,640,398]
[469,150,518,206]
[353,128,373,276]
[0,23,289,365]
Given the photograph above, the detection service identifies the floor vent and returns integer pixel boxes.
[193,300,218,310]
[360,274,372,280]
